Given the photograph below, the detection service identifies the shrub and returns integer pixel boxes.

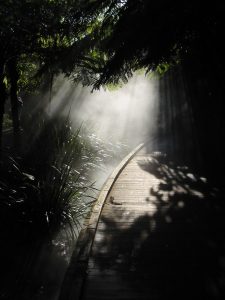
[0,116,97,243]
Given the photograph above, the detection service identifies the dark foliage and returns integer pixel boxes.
[93,0,225,87]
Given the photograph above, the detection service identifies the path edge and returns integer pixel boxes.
[87,142,145,230]
[58,143,144,300]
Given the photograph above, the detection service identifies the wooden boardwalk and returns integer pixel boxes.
[60,144,225,300]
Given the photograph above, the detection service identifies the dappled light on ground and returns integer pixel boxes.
[82,150,225,300]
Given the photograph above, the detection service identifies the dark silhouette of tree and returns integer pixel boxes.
[90,0,225,87]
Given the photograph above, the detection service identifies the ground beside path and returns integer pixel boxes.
[60,144,225,300]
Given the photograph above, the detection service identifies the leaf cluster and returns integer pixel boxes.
[0,116,96,242]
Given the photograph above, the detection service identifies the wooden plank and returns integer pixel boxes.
[61,142,219,300]
[80,147,164,299]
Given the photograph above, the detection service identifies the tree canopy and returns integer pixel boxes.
[1,0,225,145]
[1,0,225,89]
[89,0,225,87]
[0,0,108,142]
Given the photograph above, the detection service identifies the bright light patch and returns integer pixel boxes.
[47,73,159,147]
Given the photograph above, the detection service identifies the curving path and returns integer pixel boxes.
[59,143,225,300]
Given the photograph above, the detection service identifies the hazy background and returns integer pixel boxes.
[47,73,159,148]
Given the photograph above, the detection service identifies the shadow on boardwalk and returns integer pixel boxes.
[90,154,225,300]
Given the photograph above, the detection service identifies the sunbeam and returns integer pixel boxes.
[47,73,159,148]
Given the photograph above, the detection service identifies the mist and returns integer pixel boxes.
[47,73,159,148]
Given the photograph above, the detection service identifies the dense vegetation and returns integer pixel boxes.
[1,0,225,298]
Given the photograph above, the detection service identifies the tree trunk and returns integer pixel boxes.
[0,62,7,150]
[8,58,21,133]
[8,58,22,149]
